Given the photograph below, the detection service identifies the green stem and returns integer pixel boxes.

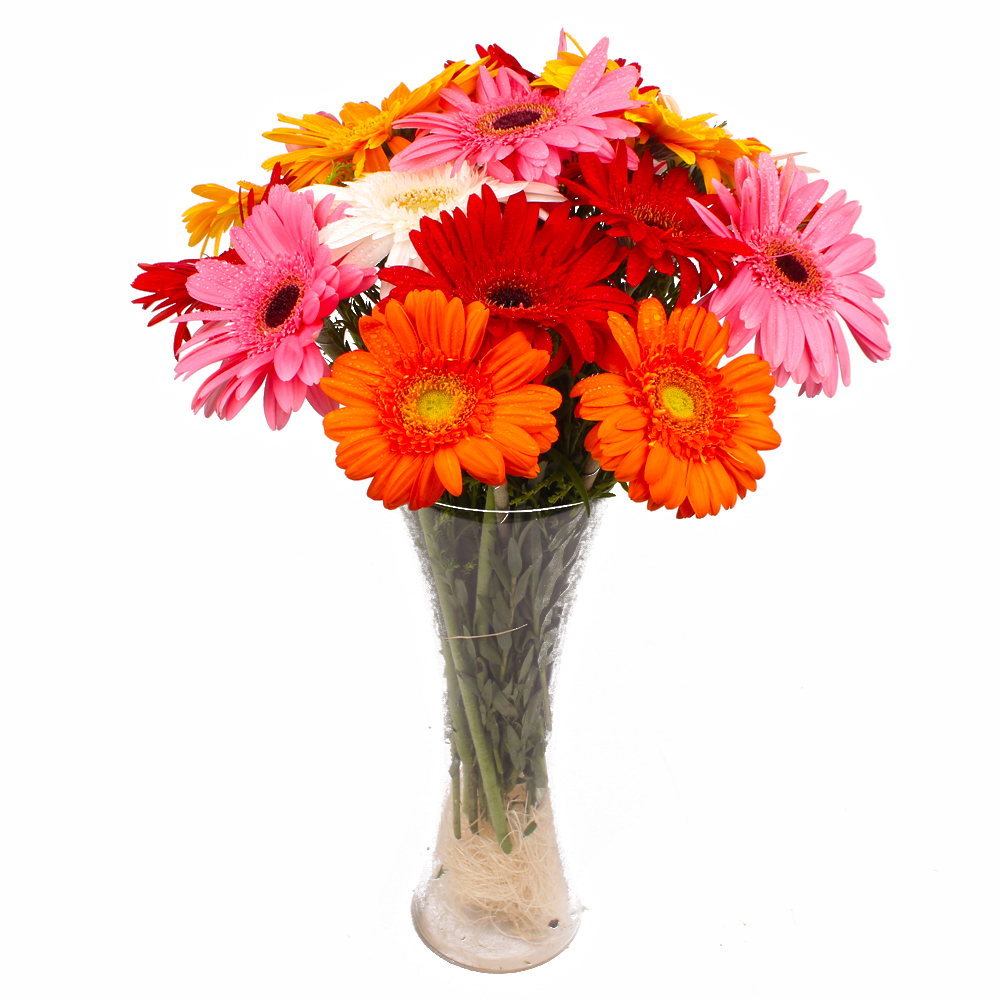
[473,486,498,636]
[449,749,461,839]
[416,509,475,789]
[418,505,510,851]
[464,760,479,835]
[532,628,554,733]
[456,669,511,852]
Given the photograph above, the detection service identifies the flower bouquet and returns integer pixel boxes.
[132,31,889,973]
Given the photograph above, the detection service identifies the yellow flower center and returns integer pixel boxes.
[649,365,715,439]
[660,383,695,419]
[415,388,457,420]
[398,373,474,436]
[350,113,389,140]
[392,186,456,214]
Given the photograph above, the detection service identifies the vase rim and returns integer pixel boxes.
[430,498,603,513]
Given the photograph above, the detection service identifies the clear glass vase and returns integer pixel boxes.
[402,496,604,973]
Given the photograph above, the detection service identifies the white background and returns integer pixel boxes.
[3,2,997,997]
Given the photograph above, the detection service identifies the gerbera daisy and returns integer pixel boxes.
[182,165,300,254]
[690,155,890,397]
[474,42,538,82]
[626,92,769,193]
[132,249,241,357]
[321,289,562,510]
[572,298,780,518]
[175,185,376,430]
[309,163,560,271]
[378,186,634,371]
[389,37,640,186]
[561,145,749,301]
[530,30,642,92]
[262,61,482,185]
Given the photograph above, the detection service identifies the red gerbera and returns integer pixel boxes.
[379,186,634,371]
[561,145,749,304]
[131,249,242,358]
[474,42,538,82]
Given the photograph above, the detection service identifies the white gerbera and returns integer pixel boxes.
[311,164,563,273]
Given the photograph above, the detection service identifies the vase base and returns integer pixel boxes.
[411,893,581,974]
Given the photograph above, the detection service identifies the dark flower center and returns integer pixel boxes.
[775,254,809,283]
[489,286,534,309]
[264,283,301,328]
[491,108,543,131]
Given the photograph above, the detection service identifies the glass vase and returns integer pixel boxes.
[402,495,604,973]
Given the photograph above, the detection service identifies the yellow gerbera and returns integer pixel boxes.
[627,92,770,192]
[181,179,296,255]
[261,61,483,187]
[530,31,620,89]
[182,160,353,255]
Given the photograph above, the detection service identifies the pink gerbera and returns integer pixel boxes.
[389,37,640,186]
[175,185,376,429]
[692,155,889,397]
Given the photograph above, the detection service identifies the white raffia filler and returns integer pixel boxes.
[439,794,566,940]
[413,790,581,971]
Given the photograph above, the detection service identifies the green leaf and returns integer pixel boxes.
[517,647,536,686]
[544,447,592,513]
[487,548,512,593]
[506,535,523,579]
[510,568,532,611]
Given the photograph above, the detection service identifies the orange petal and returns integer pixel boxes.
[383,298,421,354]
[607,311,642,367]
[408,455,444,510]
[481,333,548,391]
[615,439,649,481]
[367,454,399,501]
[635,298,668,355]
[336,433,393,478]
[334,350,383,376]
[736,416,781,450]
[704,458,737,511]
[500,384,566,408]
[721,438,766,478]
[667,306,698,351]
[685,461,712,517]
[453,436,506,485]
[381,452,423,509]
[322,407,382,433]
[614,409,650,431]
[574,382,631,407]
[722,354,777,393]
[570,373,627,398]
[433,447,464,496]
[689,307,727,360]
[644,442,672,486]
[488,421,540,464]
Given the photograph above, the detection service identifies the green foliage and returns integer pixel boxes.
[315,286,382,364]
[415,500,601,831]
[322,160,356,186]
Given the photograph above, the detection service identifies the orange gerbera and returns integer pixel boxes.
[262,62,483,186]
[572,298,780,518]
[321,289,562,509]
[627,92,769,192]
